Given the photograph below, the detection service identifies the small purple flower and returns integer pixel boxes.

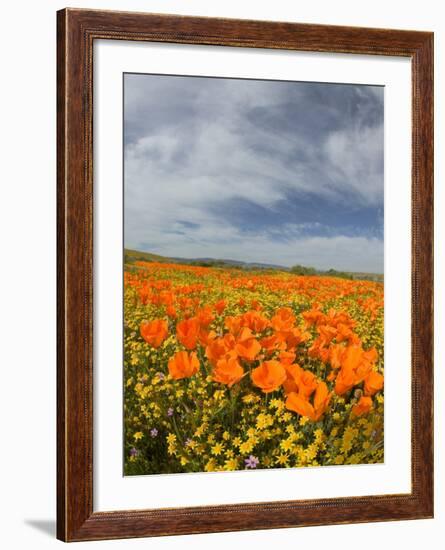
[167,407,174,417]
[150,428,158,438]
[129,447,138,457]
[156,372,165,380]
[245,455,259,469]
[185,438,192,447]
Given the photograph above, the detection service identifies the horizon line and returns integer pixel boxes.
[124,247,384,276]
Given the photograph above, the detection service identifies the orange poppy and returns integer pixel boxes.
[235,326,250,340]
[212,354,244,387]
[285,392,314,418]
[351,395,373,416]
[198,328,216,347]
[308,338,330,363]
[271,307,295,332]
[166,304,177,319]
[283,363,302,394]
[168,351,200,380]
[251,360,287,393]
[364,370,384,396]
[225,315,243,335]
[159,290,174,306]
[354,348,377,383]
[260,334,286,354]
[334,363,355,395]
[298,369,318,398]
[282,327,311,349]
[317,324,337,346]
[302,308,325,327]
[341,345,365,371]
[214,299,226,315]
[285,381,331,421]
[176,317,200,350]
[363,346,378,365]
[196,306,214,327]
[222,332,237,351]
[178,297,193,311]
[138,286,152,305]
[334,345,378,395]
[236,337,261,361]
[283,364,318,398]
[140,319,168,348]
[205,335,236,366]
[279,350,296,365]
[313,381,332,420]
[241,310,270,333]
[246,279,256,289]
[329,343,345,370]
[336,323,360,344]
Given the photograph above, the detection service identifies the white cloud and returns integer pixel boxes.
[124,75,384,272]
[323,123,384,205]
[126,214,383,272]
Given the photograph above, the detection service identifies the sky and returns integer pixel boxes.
[124,73,384,273]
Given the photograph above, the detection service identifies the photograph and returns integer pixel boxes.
[52,5,434,542]
[123,73,385,476]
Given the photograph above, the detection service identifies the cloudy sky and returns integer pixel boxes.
[124,73,384,273]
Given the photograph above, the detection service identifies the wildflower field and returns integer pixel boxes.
[124,260,384,475]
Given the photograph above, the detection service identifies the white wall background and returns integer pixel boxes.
[0,1,441,548]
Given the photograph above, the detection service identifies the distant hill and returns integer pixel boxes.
[170,256,288,271]
[124,248,383,282]
[346,272,384,283]
[124,249,287,271]
[124,249,170,263]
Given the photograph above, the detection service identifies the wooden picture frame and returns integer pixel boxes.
[57,8,434,542]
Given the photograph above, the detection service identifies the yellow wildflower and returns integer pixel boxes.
[224,458,239,470]
[211,443,224,456]
[205,459,217,472]
[276,454,289,466]
[280,438,294,453]
[239,441,254,454]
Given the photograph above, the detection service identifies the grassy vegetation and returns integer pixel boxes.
[124,249,169,264]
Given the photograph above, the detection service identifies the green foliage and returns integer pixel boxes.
[290,264,354,280]
[124,248,169,264]
[326,269,353,280]
[290,264,316,276]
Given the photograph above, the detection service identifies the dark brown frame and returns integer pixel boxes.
[57,8,434,542]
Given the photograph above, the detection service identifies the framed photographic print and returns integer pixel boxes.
[57,8,434,542]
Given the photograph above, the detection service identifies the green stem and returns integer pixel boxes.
[230,390,236,430]
[171,412,183,444]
